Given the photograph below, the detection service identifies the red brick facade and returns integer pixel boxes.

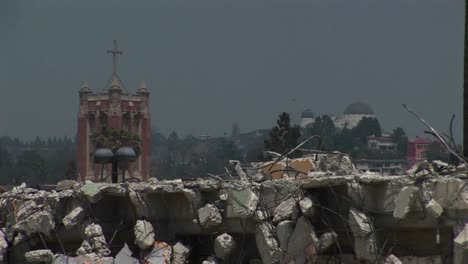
[77,78,151,182]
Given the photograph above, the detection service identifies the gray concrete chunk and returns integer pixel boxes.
[198,204,222,229]
[25,249,53,263]
[214,233,236,260]
[62,206,85,230]
[134,220,155,250]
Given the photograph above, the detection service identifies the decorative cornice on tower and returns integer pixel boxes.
[109,75,122,92]
[79,81,92,93]
[137,81,150,94]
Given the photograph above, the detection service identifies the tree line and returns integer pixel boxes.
[0,112,452,185]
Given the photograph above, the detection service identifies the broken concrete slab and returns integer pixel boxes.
[62,206,85,230]
[214,233,236,261]
[318,231,337,253]
[255,223,281,264]
[114,243,139,264]
[145,241,172,264]
[56,180,77,191]
[134,220,155,250]
[283,216,319,263]
[272,198,299,224]
[202,256,219,264]
[299,196,316,218]
[348,208,377,263]
[226,188,259,218]
[198,204,222,229]
[80,183,103,203]
[384,254,403,264]
[454,224,468,264]
[13,210,55,236]
[393,186,423,219]
[425,199,444,219]
[0,231,7,263]
[172,242,190,264]
[24,249,53,263]
[85,223,103,238]
[276,220,293,251]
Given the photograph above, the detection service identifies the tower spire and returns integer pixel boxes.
[107,40,123,76]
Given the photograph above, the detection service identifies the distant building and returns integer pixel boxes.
[407,137,431,166]
[300,109,315,128]
[355,159,408,175]
[333,102,376,130]
[77,41,151,182]
[367,134,397,151]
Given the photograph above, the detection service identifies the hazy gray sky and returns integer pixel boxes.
[1,0,465,141]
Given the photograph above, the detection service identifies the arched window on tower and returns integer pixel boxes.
[88,113,96,134]
[99,112,108,132]
[123,112,131,131]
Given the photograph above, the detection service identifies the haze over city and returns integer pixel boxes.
[1,0,464,141]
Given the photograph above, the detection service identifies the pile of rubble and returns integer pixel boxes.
[1,154,468,263]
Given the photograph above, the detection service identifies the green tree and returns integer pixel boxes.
[92,128,141,154]
[391,127,408,156]
[264,112,301,156]
[16,150,48,184]
[352,117,382,143]
[306,115,336,150]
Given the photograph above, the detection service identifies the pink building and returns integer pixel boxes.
[77,41,151,182]
[407,137,431,166]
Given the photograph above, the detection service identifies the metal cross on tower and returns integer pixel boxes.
[107,40,123,76]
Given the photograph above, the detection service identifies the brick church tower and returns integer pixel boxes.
[77,41,151,182]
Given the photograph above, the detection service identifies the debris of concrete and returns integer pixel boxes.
[214,233,236,260]
[348,208,377,262]
[24,249,53,263]
[202,256,219,264]
[272,197,299,224]
[454,224,468,264]
[316,153,357,175]
[283,216,319,263]
[13,209,55,236]
[80,183,103,203]
[146,241,172,264]
[255,223,281,264]
[393,186,423,219]
[56,180,77,191]
[0,230,7,263]
[77,223,110,257]
[172,242,190,264]
[134,220,155,250]
[318,231,337,253]
[276,220,293,251]
[384,254,403,264]
[62,206,85,230]
[198,204,222,229]
[299,196,316,218]
[226,188,259,218]
[425,199,444,219]
[114,243,139,264]
[229,160,247,181]
[1,158,468,264]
